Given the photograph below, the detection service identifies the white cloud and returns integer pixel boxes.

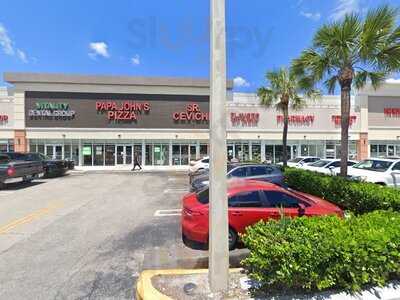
[16,49,27,63]
[330,0,360,21]
[131,54,140,65]
[300,11,321,21]
[89,42,109,59]
[386,78,400,84]
[0,23,28,62]
[233,76,250,88]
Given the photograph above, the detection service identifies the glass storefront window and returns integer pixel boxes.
[172,145,180,166]
[94,145,104,166]
[190,145,196,162]
[38,144,45,155]
[72,144,79,165]
[252,143,261,162]
[265,145,273,163]
[0,144,7,153]
[396,145,400,157]
[199,144,208,158]
[64,144,71,160]
[145,145,153,165]
[105,145,115,166]
[378,145,387,157]
[82,145,93,166]
[153,144,169,166]
[29,142,37,153]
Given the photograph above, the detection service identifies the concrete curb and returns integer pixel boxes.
[135,268,242,300]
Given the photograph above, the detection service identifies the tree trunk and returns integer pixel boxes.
[282,105,289,168]
[340,86,351,177]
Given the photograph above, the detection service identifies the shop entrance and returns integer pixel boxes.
[45,145,63,160]
[116,145,133,165]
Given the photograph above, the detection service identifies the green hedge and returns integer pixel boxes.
[284,168,400,214]
[241,211,400,293]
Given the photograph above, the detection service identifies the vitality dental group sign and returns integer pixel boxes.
[28,102,76,120]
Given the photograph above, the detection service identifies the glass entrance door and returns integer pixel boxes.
[46,145,63,160]
[116,145,133,165]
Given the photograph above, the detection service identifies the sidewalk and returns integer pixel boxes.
[73,165,189,173]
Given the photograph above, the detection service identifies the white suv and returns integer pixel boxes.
[347,158,400,188]
[189,157,209,174]
[302,159,358,175]
[285,156,321,168]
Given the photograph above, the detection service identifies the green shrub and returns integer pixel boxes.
[284,168,400,214]
[241,211,400,293]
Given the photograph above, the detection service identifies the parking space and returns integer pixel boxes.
[0,171,246,300]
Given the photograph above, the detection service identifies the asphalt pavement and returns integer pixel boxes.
[0,171,246,300]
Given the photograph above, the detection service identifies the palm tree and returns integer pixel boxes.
[292,5,400,176]
[258,68,320,167]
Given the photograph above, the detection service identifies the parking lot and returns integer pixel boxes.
[0,171,246,300]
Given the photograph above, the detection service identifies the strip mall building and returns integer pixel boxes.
[0,72,399,168]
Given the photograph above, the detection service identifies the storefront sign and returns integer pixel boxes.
[28,102,76,120]
[231,112,259,127]
[276,115,315,126]
[95,101,151,121]
[0,115,8,123]
[331,115,357,126]
[25,92,210,129]
[82,146,92,155]
[173,103,209,122]
[384,108,400,117]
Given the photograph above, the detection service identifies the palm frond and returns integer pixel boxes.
[324,76,338,94]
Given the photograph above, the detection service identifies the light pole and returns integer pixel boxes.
[209,0,229,293]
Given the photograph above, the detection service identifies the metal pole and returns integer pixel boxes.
[209,0,229,293]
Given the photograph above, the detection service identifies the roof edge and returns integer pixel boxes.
[4,72,233,89]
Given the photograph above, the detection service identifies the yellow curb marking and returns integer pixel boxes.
[0,202,63,235]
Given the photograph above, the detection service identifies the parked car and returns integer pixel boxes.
[283,156,321,167]
[190,163,285,192]
[302,159,358,175]
[188,156,209,175]
[346,158,400,187]
[0,153,44,189]
[182,179,344,250]
[24,152,68,178]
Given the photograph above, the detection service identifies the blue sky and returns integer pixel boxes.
[1,0,400,92]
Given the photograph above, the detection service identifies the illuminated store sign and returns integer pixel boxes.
[231,112,259,127]
[331,115,357,126]
[384,108,400,117]
[95,101,151,121]
[29,102,76,119]
[277,115,315,125]
[173,103,209,122]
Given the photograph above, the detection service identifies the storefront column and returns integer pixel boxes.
[141,140,145,166]
[357,133,369,161]
[196,141,200,159]
[261,140,266,162]
[169,140,173,166]
[14,130,27,153]
[78,139,82,166]
[249,141,253,161]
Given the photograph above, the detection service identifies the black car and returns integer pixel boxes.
[24,153,68,178]
[190,163,285,192]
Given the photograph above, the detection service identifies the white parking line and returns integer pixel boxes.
[154,209,182,217]
[163,188,187,194]
[0,191,15,196]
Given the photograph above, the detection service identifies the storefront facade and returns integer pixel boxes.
[1,72,399,168]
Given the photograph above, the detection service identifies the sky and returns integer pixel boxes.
[1,0,400,92]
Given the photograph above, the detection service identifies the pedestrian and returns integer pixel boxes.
[132,152,142,171]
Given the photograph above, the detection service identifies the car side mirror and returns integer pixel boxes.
[328,166,335,169]
[298,203,306,217]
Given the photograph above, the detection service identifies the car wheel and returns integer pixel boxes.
[228,227,238,250]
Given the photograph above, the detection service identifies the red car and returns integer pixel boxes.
[181,180,343,250]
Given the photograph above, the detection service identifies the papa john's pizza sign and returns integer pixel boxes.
[96,101,151,122]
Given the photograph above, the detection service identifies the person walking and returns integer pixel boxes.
[132,152,142,171]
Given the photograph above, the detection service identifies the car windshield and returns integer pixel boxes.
[352,160,393,172]
[197,188,209,204]
[309,160,331,167]
[288,158,303,163]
